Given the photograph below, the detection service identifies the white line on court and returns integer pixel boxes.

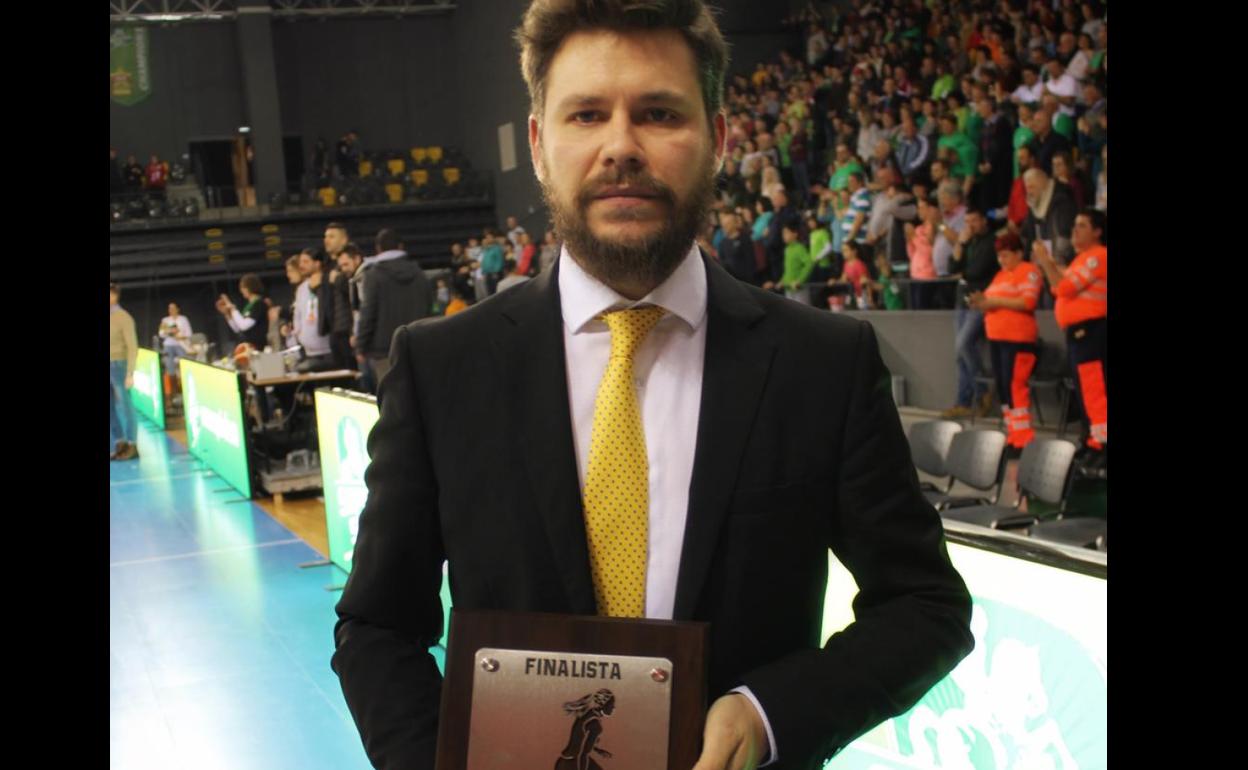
[109,538,306,568]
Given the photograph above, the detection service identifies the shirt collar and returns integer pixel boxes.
[558,242,707,335]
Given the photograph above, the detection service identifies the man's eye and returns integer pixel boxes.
[572,111,601,124]
[646,108,677,123]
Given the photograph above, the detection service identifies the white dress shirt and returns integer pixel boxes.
[159,314,193,352]
[1011,81,1043,105]
[559,244,779,766]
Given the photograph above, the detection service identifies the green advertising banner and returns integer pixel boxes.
[821,542,1106,770]
[314,388,452,656]
[180,358,251,498]
[110,26,152,106]
[130,347,165,430]
[314,389,379,575]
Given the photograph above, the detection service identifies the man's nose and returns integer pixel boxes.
[599,112,645,172]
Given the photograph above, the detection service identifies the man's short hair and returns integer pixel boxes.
[515,0,729,126]
[342,242,362,259]
[937,179,963,202]
[110,282,120,296]
[240,273,264,296]
[326,221,349,236]
[1079,207,1107,245]
[375,228,402,253]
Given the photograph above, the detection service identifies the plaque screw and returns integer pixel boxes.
[481,657,499,673]
[650,668,669,683]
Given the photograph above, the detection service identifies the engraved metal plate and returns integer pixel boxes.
[466,648,673,770]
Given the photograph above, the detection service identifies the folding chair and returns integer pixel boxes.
[908,420,963,495]
[943,438,1080,531]
[923,429,1007,510]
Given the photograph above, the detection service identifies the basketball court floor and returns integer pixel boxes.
[109,420,372,770]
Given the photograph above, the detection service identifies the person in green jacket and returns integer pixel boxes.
[936,114,979,181]
[807,214,834,283]
[949,92,982,148]
[931,68,956,101]
[1042,94,1076,141]
[780,222,813,298]
[828,145,865,192]
[871,252,905,310]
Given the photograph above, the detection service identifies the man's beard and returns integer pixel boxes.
[541,156,717,293]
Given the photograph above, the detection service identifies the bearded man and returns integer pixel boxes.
[331,3,973,769]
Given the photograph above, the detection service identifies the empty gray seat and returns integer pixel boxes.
[924,429,1007,510]
[943,438,1079,530]
[908,420,962,494]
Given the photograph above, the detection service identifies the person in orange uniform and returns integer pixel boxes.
[968,232,1043,454]
[1032,208,1107,477]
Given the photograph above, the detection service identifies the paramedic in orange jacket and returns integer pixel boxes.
[968,232,1043,453]
[1032,209,1107,473]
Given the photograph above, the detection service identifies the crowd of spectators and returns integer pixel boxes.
[110,148,177,199]
[697,0,1106,311]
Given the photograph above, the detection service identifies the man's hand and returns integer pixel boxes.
[691,694,768,770]
[1031,239,1053,266]
[124,374,134,389]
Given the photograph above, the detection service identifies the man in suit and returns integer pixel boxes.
[332,3,972,769]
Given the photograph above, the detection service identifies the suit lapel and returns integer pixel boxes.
[673,259,776,620]
[490,264,598,615]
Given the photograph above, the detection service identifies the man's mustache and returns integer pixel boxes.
[575,170,677,209]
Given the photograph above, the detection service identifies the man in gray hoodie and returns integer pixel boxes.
[355,228,434,387]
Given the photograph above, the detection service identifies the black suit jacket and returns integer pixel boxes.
[332,256,973,770]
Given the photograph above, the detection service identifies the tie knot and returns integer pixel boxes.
[601,306,666,360]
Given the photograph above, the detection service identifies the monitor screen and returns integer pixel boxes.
[179,358,251,498]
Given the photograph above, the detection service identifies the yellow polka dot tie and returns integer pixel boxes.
[583,305,666,618]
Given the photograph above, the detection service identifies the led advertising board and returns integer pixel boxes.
[314,388,452,656]
[179,358,251,498]
[130,347,165,429]
[822,536,1106,770]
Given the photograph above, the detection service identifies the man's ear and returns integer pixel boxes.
[529,115,546,184]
